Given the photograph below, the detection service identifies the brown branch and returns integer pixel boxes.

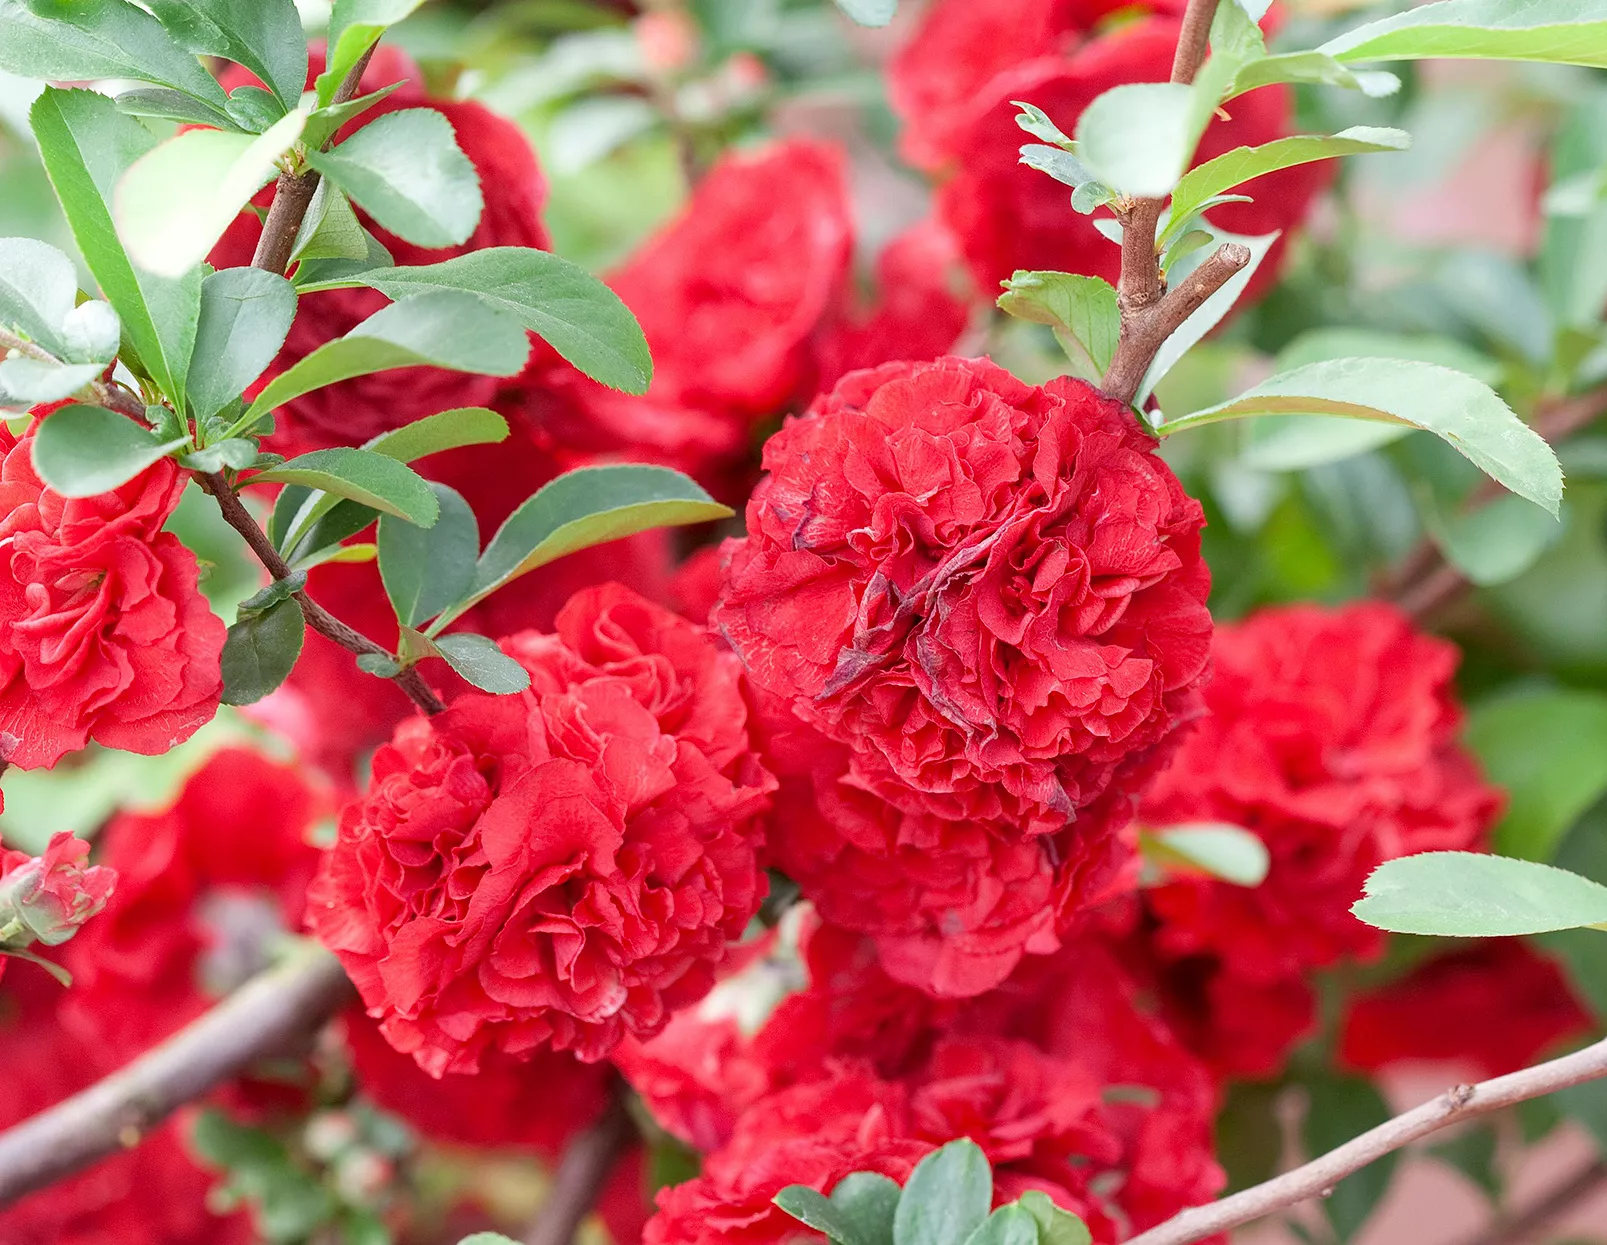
[1451,1156,1607,1245]
[0,945,355,1209]
[1124,1035,1607,1245]
[1387,382,1607,619]
[1099,0,1226,407]
[524,1082,636,1245]
[202,472,444,715]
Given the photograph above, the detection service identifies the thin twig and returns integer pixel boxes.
[1099,0,1230,407]
[202,473,444,715]
[1451,1156,1607,1245]
[0,946,355,1209]
[1125,1035,1607,1245]
[524,1083,636,1245]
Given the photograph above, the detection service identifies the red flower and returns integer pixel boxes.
[210,46,549,455]
[1341,940,1593,1078]
[553,139,853,477]
[60,748,325,1056]
[0,422,224,770]
[310,584,775,1073]
[912,14,1328,299]
[1143,602,1501,980]
[0,831,116,952]
[342,1011,614,1155]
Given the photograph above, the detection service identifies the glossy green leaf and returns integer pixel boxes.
[893,1140,991,1245]
[0,236,78,355]
[252,448,439,525]
[304,248,653,394]
[834,0,898,24]
[0,358,101,412]
[1014,1193,1089,1245]
[365,406,511,463]
[317,0,427,106]
[1321,0,1607,69]
[304,108,482,249]
[378,483,478,626]
[1141,824,1270,887]
[30,404,185,496]
[288,182,370,266]
[829,1174,901,1245]
[996,271,1118,384]
[1303,1075,1397,1240]
[961,1207,1037,1245]
[1353,851,1607,936]
[432,633,530,694]
[1466,690,1607,862]
[1422,491,1563,586]
[143,0,306,112]
[1159,359,1564,515]
[114,87,241,129]
[115,108,306,279]
[187,267,298,423]
[31,88,203,404]
[1075,82,1196,199]
[220,595,305,705]
[1168,128,1409,241]
[243,291,530,424]
[776,1187,871,1245]
[292,229,393,291]
[433,465,730,631]
[0,0,230,118]
[1227,52,1400,100]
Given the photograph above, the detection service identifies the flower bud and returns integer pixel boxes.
[0,832,116,949]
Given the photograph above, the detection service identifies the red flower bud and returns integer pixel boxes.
[0,832,116,950]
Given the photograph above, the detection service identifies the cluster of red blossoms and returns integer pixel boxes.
[0,3,1594,1244]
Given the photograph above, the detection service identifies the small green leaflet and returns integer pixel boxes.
[428,465,731,633]
[241,291,530,426]
[0,358,104,412]
[142,0,307,113]
[115,108,307,279]
[833,0,898,25]
[1353,851,1607,936]
[433,634,530,694]
[378,483,479,626]
[1140,824,1270,887]
[1075,82,1196,199]
[289,182,371,266]
[186,268,298,424]
[30,404,186,497]
[1158,358,1565,515]
[366,407,510,463]
[893,1140,991,1245]
[297,248,653,394]
[0,236,80,356]
[961,1207,1038,1245]
[252,447,440,526]
[318,0,429,106]
[995,271,1118,384]
[774,1189,879,1245]
[220,594,304,705]
[304,108,483,250]
[827,1174,901,1245]
[1015,1194,1089,1245]
[1321,0,1607,69]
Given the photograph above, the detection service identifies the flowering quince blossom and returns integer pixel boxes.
[0,421,225,770]
[1136,602,1503,1076]
[310,584,775,1073]
[713,355,1210,994]
[0,832,116,961]
[892,1,1329,298]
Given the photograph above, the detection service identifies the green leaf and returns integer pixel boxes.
[143,0,307,112]
[1158,359,1565,516]
[1321,0,1607,69]
[318,0,427,107]
[433,465,730,632]
[305,249,653,394]
[378,483,478,626]
[0,236,78,356]
[1140,823,1270,887]
[893,1140,991,1245]
[547,95,661,175]
[830,1174,902,1245]
[1353,851,1607,936]
[364,406,510,463]
[1465,690,1607,862]
[180,437,257,472]
[1014,1193,1089,1245]
[114,108,307,279]
[776,1187,879,1245]
[996,271,1118,384]
[300,82,406,152]
[220,594,305,705]
[292,228,394,291]
[1167,128,1410,244]
[187,267,298,423]
[293,540,376,571]
[834,0,898,25]
[1541,801,1607,1022]
[114,87,242,129]
[1215,1083,1283,1195]
[1227,52,1400,101]
[253,448,438,525]
[1303,1075,1397,1240]
[0,358,104,412]
[304,108,482,249]
[242,290,530,425]
[1075,82,1196,199]
[225,86,286,133]
[58,300,121,365]
[1012,101,1073,149]
[1429,1125,1501,1201]
[288,182,370,266]
[455,1236,522,1245]
[30,404,185,496]
[961,1206,1037,1245]
[432,633,531,694]
[1421,491,1563,587]
[0,0,230,118]
[30,88,203,404]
